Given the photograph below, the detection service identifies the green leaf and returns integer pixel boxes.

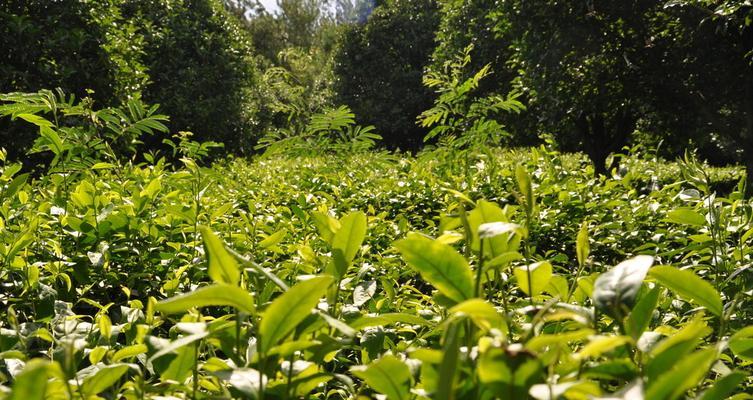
[593,255,654,318]
[576,221,589,267]
[645,347,718,400]
[352,355,411,400]
[514,261,553,296]
[449,298,503,330]
[666,208,706,226]
[259,229,287,249]
[17,113,53,128]
[155,283,255,314]
[259,276,334,353]
[478,222,522,240]
[515,164,534,217]
[310,211,340,243]
[729,326,753,361]
[9,359,48,400]
[394,233,473,304]
[112,344,147,362]
[478,344,544,398]
[646,317,711,379]
[330,211,367,279]
[625,286,660,339]
[697,371,748,400]
[350,313,431,329]
[81,364,130,396]
[649,266,722,317]
[437,322,462,400]
[200,227,240,286]
[215,368,267,398]
[2,173,29,201]
[574,336,632,360]
[158,344,197,382]
[468,200,517,257]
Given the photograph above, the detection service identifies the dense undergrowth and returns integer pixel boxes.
[2,116,753,398]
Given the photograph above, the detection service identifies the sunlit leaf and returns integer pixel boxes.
[394,233,473,304]
[155,283,255,314]
[200,227,240,286]
[259,276,334,353]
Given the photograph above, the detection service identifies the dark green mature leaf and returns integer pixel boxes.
[200,226,240,286]
[259,276,334,353]
[649,266,722,317]
[9,360,48,400]
[593,255,654,317]
[352,355,411,400]
[394,233,473,304]
[478,345,544,398]
[155,283,255,314]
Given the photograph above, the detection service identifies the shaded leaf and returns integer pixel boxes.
[351,355,411,400]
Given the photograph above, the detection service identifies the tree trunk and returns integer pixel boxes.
[743,54,753,198]
[577,111,633,177]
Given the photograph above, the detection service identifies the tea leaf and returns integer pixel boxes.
[81,364,130,396]
[576,221,589,267]
[352,355,411,400]
[259,275,334,353]
[666,208,706,226]
[697,371,748,400]
[514,261,553,297]
[645,347,718,400]
[9,360,48,400]
[200,227,240,286]
[593,255,654,317]
[155,283,255,314]
[649,266,723,317]
[625,286,660,339]
[330,211,367,279]
[729,326,753,361]
[394,233,473,304]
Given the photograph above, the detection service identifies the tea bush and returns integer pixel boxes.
[1,97,753,398]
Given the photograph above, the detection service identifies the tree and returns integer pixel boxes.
[506,1,676,175]
[431,0,537,146]
[0,0,139,159]
[128,0,261,153]
[663,0,753,193]
[333,0,440,149]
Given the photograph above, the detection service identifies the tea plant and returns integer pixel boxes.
[1,92,753,399]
